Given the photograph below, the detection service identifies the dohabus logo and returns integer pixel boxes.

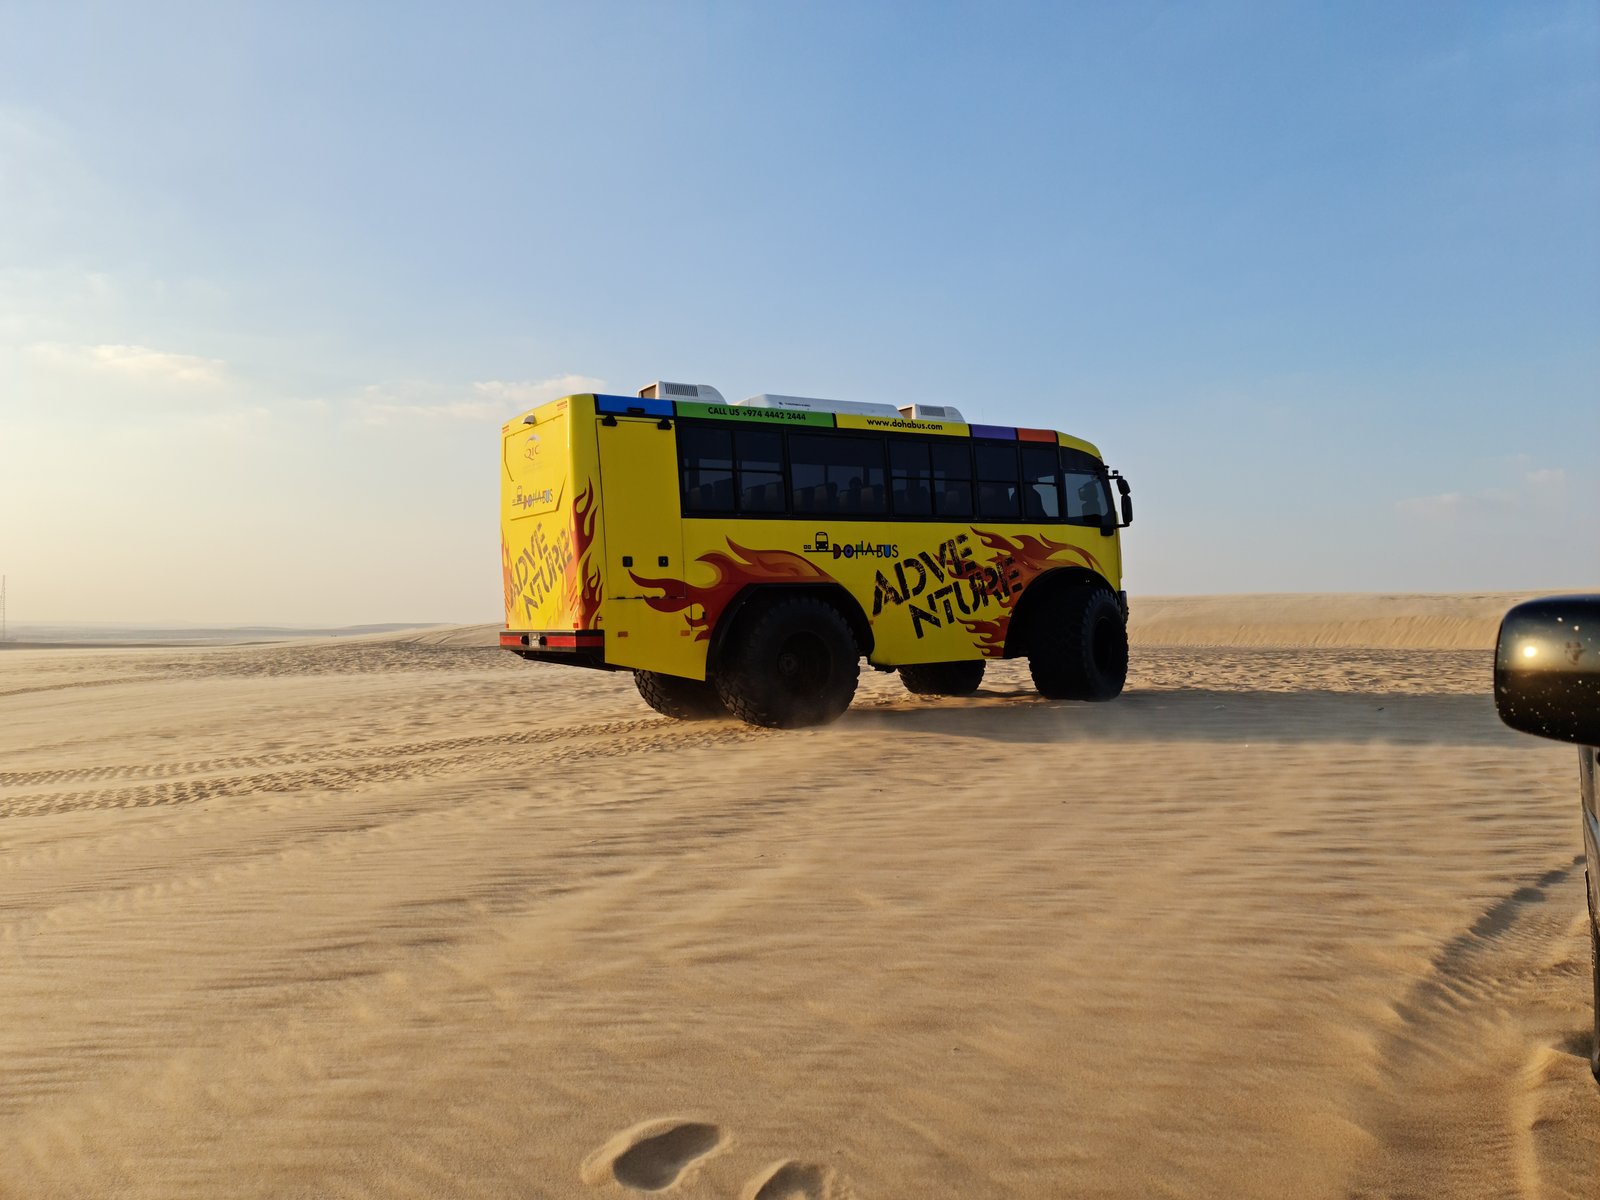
[801,531,899,560]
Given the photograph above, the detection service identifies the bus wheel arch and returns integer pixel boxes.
[708,583,874,671]
[1004,567,1117,659]
[707,586,867,728]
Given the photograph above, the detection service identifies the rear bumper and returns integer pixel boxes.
[499,629,616,671]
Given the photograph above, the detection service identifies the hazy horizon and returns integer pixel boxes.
[3,2,1597,625]
[7,585,1600,635]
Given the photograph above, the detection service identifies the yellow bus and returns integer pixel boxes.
[499,382,1133,727]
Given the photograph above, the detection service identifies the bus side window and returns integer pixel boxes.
[735,429,785,514]
[930,441,973,518]
[789,433,888,516]
[974,441,1021,519]
[789,435,826,513]
[1020,443,1061,521]
[890,441,933,516]
[679,426,734,513]
[1060,447,1111,526]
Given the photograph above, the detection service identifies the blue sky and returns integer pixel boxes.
[2,1,1596,623]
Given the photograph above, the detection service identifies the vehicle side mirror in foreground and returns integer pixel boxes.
[1494,595,1600,746]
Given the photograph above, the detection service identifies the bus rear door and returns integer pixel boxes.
[595,408,702,677]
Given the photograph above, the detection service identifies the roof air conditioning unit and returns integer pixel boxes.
[737,394,903,418]
[639,381,726,405]
[898,403,966,422]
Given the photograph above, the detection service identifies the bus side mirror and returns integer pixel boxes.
[1494,596,1600,746]
[1115,475,1132,527]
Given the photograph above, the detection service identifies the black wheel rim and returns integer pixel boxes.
[775,630,830,696]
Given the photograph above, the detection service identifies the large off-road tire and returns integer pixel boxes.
[1028,585,1128,701]
[899,660,986,696]
[634,670,727,720]
[712,596,859,728]
[1589,875,1598,1081]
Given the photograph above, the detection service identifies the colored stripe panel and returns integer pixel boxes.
[834,413,970,437]
[1056,431,1103,459]
[595,394,674,418]
[968,423,1016,440]
[1016,427,1057,443]
[675,401,835,427]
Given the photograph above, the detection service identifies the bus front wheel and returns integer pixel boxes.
[713,596,860,728]
[1028,586,1128,701]
[1590,875,1598,1081]
[899,660,986,696]
[634,670,727,720]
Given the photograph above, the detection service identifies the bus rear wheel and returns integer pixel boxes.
[1028,586,1127,701]
[634,670,727,720]
[899,660,986,696]
[713,596,859,728]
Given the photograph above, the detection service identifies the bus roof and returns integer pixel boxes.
[506,392,1103,460]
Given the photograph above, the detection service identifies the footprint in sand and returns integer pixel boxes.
[742,1159,836,1200]
[581,1119,725,1192]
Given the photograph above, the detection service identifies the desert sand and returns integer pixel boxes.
[1,593,1595,1199]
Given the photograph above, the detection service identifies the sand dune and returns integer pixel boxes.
[1129,590,1587,650]
[1,595,1595,1199]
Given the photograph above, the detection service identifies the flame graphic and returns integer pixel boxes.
[964,617,1010,657]
[500,533,516,626]
[631,540,831,641]
[566,483,603,628]
[970,528,1100,577]
[958,528,1104,657]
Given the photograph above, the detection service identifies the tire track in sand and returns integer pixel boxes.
[1350,854,1588,1200]
[0,718,661,788]
[0,675,168,700]
[0,727,790,1148]
[0,718,770,820]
